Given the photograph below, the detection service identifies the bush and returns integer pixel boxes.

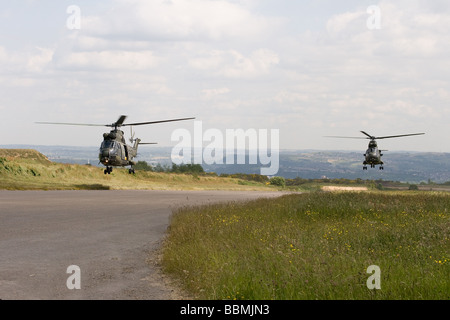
[269,176,286,187]
[134,161,153,171]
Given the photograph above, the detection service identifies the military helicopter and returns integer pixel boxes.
[326,131,425,170]
[36,115,195,174]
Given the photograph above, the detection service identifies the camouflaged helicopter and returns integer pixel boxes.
[37,115,195,174]
[326,131,425,170]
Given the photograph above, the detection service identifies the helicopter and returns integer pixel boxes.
[36,115,195,174]
[326,131,425,170]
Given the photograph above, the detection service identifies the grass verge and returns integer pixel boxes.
[161,191,450,299]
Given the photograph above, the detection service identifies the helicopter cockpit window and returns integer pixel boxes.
[101,140,116,149]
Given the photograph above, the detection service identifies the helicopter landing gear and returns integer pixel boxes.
[129,167,135,174]
[104,166,113,174]
[363,166,367,170]
[379,166,384,170]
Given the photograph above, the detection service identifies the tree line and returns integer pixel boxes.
[134,161,205,174]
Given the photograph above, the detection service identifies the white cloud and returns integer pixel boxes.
[189,48,279,78]
[26,47,54,72]
[50,0,282,76]
[82,0,279,42]
[0,46,8,62]
[201,87,230,99]
[0,46,53,74]
[55,50,160,71]
[326,10,366,37]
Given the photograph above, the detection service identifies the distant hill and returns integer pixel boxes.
[2,145,450,184]
[276,150,450,183]
[203,150,450,184]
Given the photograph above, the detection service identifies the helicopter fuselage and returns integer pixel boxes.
[99,129,139,172]
[363,140,384,169]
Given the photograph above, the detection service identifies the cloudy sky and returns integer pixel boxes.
[0,0,449,152]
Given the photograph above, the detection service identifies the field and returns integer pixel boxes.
[2,149,449,300]
[162,191,449,299]
[0,149,274,191]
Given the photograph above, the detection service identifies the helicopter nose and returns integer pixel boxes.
[367,152,378,161]
[99,148,111,164]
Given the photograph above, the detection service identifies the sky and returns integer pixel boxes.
[0,0,449,152]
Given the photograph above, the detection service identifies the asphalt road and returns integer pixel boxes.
[0,190,284,300]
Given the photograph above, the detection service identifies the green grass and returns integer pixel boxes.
[0,149,275,191]
[161,191,450,299]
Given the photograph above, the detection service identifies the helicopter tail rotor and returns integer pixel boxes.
[129,126,135,144]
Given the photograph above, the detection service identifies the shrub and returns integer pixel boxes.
[269,176,286,187]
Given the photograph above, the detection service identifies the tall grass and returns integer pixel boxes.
[162,191,450,299]
[0,155,273,191]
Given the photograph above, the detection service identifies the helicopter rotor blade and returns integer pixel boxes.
[122,117,195,127]
[327,131,425,140]
[374,133,425,140]
[323,136,367,139]
[36,116,195,128]
[111,115,127,128]
[35,121,106,127]
[116,115,127,126]
[360,131,375,139]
